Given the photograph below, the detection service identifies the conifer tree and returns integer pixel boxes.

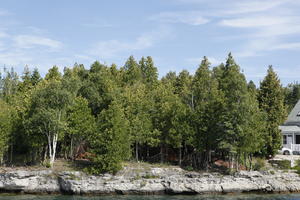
[123,56,142,84]
[89,101,131,174]
[139,56,158,85]
[258,65,286,157]
[192,57,225,169]
[215,53,252,168]
[0,100,13,164]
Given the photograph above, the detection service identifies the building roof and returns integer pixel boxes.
[284,100,300,126]
[279,125,300,132]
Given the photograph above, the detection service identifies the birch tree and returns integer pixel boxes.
[25,79,71,167]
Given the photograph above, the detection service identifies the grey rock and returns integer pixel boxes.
[0,169,299,195]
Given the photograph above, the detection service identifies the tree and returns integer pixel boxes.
[215,53,254,169]
[239,84,266,169]
[192,57,225,169]
[123,56,142,84]
[152,81,187,163]
[25,80,72,167]
[0,100,13,164]
[258,65,286,157]
[139,56,158,85]
[31,68,42,86]
[284,83,300,112]
[88,101,131,174]
[67,96,96,159]
[45,66,62,81]
[123,83,157,161]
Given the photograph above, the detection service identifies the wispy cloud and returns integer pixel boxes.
[222,0,290,15]
[219,16,290,28]
[89,27,171,59]
[149,11,209,25]
[13,35,63,49]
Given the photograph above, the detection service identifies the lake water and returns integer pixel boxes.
[1,194,300,200]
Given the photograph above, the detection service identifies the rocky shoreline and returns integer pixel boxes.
[0,167,300,195]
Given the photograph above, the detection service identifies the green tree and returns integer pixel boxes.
[215,53,254,168]
[258,65,286,157]
[31,68,42,86]
[67,96,96,159]
[25,80,72,166]
[0,100,13,164]
[88,101,131,174]
[192,57,225,169]
[139,56,158,85]
[45,66,62,81]
[123,56,142,85]
[123,83,158,161]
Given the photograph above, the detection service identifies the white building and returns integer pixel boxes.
[279,100,300,154]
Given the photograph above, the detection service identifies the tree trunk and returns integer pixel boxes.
[146,145,149,159]
[135,141,139,162]
[160,145,164,163]
[249,154,253,171]
[70,136,74,160]
[179,147,182,166]
[43,145,48,162]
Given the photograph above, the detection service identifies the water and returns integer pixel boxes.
[0,194,300,200]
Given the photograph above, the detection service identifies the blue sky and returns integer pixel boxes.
[0,0,300,85]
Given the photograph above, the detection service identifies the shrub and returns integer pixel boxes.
[184,166,194,171]
[269,160,291,169]
[292,160,300,174]
[253,158,265,171]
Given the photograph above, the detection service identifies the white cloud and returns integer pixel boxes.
[222,0,289,15]
[149,11,209,25]
[89,27,171,58]
[13,35,62,49]
[271,42,300,50]
[220,16,289,28]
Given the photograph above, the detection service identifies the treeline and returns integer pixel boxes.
[0,53,295,173]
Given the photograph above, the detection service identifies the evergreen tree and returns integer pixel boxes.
[123,83,157,161]
[0,100,13,164]
[88,101,131,174]
[45,66,62,81]
[215,53,253,168]
[192,57,225,169]
[67,96,96,159]
[258,65,286,157]
[31,68,42,86]
[123,56,142,84]
[139,56,158,85]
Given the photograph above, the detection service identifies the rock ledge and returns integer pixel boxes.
[0,169,299,195]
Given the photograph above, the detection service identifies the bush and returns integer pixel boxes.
[184,166,194,171]
[292,160,300,174]
[42,160,51,168]
[253,158,265,171]
[269,160,291,169]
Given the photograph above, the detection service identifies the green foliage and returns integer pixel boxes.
[192,56,225,168]
[258,65,286,156]
[0,54,291,174]
[0,100,13,163]
[253,158,266,171]
[67,96,96,159]
[269,160,291,169]
[88,101,131,174]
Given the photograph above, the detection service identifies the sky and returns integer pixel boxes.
[0,0,300,85]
